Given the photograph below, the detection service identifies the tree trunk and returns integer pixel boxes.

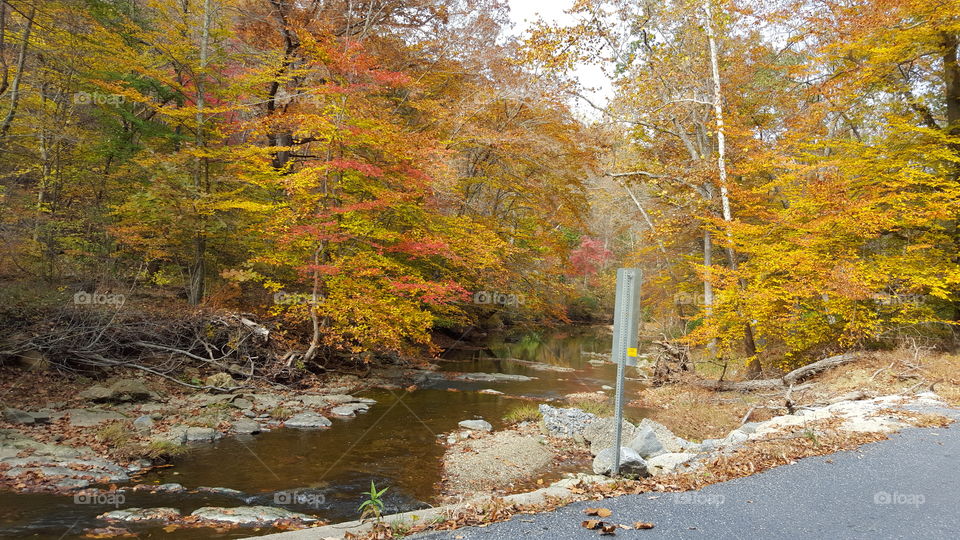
[188,0,212,306]
[704,0,760,374]
[0,4,35,140]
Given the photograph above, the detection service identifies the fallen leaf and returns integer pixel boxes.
[582,520,602,530]
[584,507,612,518]
[600,523,617,535]
[634,522,655,529]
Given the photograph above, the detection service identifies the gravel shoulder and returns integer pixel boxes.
[415,404,960,540]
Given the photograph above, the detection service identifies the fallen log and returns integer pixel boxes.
[782,353,858,385]
[694,353,859,392]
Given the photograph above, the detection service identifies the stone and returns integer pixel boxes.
[592,447,649,477]
[184,427,220,442]
[583,417,637,455]
[132,415,155,434]
[330,403,371,417]
[154,426,188,445]
[479,389,504,395]
[108,379,153,402]
[132,483,185,493]
[190,506,316,525]
[284,412,331,429]
[637,418,690,452]
[231,398,254,410]
[455,372,536,382]
[232,419,261,435]
[248,394,282,409]
[3,408,36,425]
[721,430,749,447]
[646,452,697,476]
[2,457,129,483]
[99,508,181,522]
[196,486,245,497]
[66,409,126,427]
[458,419,493,431]
[204,372,236,389]
[627,426,666,458]
[539,404,597,438]
[739,422,762,434]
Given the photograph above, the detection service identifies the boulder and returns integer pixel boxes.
[627,426,666,458]
[592,447,649,477]
[99,508,181,522]
[455,372,537,382]
[637,418,690,452]
[458,419,493,432]
[204,373,235,389]
[66,409,126,427]
[2,456,129,483]
[284,412,331,429]
[132,415,154,434]
[720,429,749,448]
[184,427,220,442]
[3,408,36,425]
[108,379,153,402]
[583,417,637,455]
[190,506,316,525]
[230,398,254,410]
[539,404,597,438]
[646,452,697,476]
[77,386,113,402]
[232,419,261,435]
[329,403,370,417]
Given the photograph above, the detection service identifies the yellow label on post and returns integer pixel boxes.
[627,347,638,357]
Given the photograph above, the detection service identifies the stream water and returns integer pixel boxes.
[0,326,652,538]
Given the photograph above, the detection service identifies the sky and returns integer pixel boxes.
[506,0,614,114]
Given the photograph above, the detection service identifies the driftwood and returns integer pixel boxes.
[651,339,691,385]
[695,353,860,393]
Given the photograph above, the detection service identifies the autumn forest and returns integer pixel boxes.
[1,0,959,376]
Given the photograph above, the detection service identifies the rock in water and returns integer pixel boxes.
[592,447,649,477]
[458,419,493,431]
[99,508,181,522]
[284,412,332,429]
[539,405,597,438]
[184,427,220,442]
[232,419,262,434]
[190,506,316,525]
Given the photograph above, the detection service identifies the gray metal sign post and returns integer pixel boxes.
[611,268,642,476]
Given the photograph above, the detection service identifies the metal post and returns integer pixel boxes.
[611,268,642,476]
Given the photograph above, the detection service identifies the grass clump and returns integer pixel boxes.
[503,403,541,424]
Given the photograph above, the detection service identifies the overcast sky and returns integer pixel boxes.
[506,0,613,115]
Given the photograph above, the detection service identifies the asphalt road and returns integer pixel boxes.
[414,407,960,540]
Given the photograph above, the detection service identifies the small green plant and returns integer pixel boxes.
[358,481,388,522]
[503,403,541,424]
[803,428,819,447]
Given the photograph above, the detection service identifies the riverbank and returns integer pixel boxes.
[1,334,958,538]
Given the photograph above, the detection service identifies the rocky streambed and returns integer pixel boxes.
[0,326,649,537]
